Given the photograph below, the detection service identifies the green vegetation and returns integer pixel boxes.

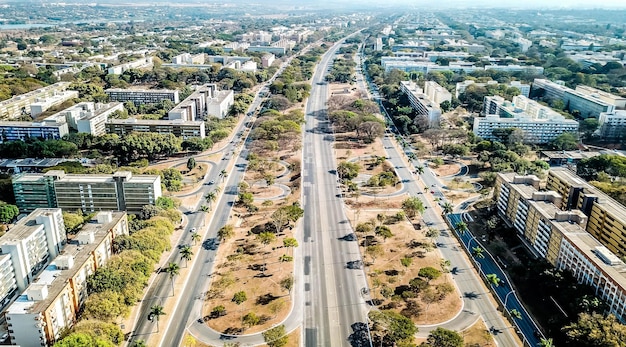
[577,154,626,206]
[0,202,19,223]
[369,310,418,346]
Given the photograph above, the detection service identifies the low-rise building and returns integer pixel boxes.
[42,102,124,136]
[106,118,205,139]
[0,120,69,143]
[171,53,205,65]
[29,91,79,117]
[474,95,579,144]
[5,211,128,347]
[105,88,179,106]
[400,81,441,128]
[107,56,153,75]
[495,172,626,321]
[0,82,71,120]
[12,170,161,213]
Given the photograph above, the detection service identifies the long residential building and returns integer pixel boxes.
[106,118,205,139]
[424,81,451,105]
[381,59,544,75]
[598,110,626,141]
[495,172,626,322]
[474,95,579,144]
[107,57,153,75]
[0,209,65,312]
[105,88,180,106]
[0,121,69,143]
[0,82,71,120]
[5,211,128,347]
[400,80,441,128]
[546,168,626,258]
[168,84,233,121]
[12,170,161,213]
[531,79,625,118]
[43,102,124,136]
[29,91,79,117]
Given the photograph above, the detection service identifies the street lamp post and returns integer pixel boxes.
[504,289,516,307]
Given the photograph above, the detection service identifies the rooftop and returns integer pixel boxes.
[0,208,62,246]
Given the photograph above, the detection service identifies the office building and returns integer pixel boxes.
[107,57,153,75]
[29,91,79,117]
[494,172,626,321]
[0,82,71,120]
[261,54,275,68]
[474,95,579,144]
[171,53,205,65]
[598,110,626,141]
[424,81,451,105]
[0,120,69,143]
[0,208,65,310]
[105,88,180,106]
[5,212,128,347]
[455,80,530,98]
[106,118,205,139]
[400,81,441,128]
[546,168,626,258]
[12,170,161,214]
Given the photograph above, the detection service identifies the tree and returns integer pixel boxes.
[283,237,299,255]
[562,313,626,347]
[441,202,454,214]
[415,166,425,174]
[366,245,384,262]
[149,304,166,332]
[580,118,600,140]
[263,325,289,347]
[375,225,394,242]
[232,291,247,305]
[510,308,522,320]
[337,161,360,180]
[425,227,440,241]
[82,291,129,321]
[539,338,555,347]
[550,132,579,151]
[423,327,463,347]
[180,245,193,267]
[0,203,19,223]
[205,191,217,209]
[54,332,115,347]
[63,211,86,234]
[369,310,418,345]
[454,221,468,234]
[191,232,201,245]
[242,312,260,328]
[186,157,196,171]
[280,275,294,294]
[164,262,180,295]
[486,273,501,287]
[217,224,234,241]
[418,267,442,283]
[219,169,228,182]
[156,196,178,210]
[402,196,425,219]
[211,305,226,318]
[472,246,485,259]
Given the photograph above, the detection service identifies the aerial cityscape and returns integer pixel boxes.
[0,1,625,347]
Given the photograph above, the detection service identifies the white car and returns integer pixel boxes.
[190,228,196,233]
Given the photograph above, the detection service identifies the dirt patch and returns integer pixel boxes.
[463,319,496,347]
[431,162,459,177]
[251,185,286,199]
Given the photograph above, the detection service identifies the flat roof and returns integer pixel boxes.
[0,209,62,245]
[107,118,204,126]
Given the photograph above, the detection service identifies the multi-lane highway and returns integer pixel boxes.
[301,35,370,346]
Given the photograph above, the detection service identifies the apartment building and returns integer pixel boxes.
[107,57,153,75]
[41,102,124,137]
[598,110,626,141]
[424,81,451,105]
[105,88,180,106]
[494,172,626,321]
[261,54,275,68]
[0,120,69,143]
[474,95,579,144]
[0,82,71,120]
[5,212,128,347]
[171,53,205,65]
[0,209,65,311]
[375,37,383,51]
[29,91,79,117]
[546,168,626,257]
[106,118,205,139]
[531,79,624,118]
[400,81,441,128]
[12,170,161,214]
[168,84,218,121]
[455,80,530,98]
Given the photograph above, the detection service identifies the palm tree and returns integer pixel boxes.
[214,186,222,194]
[149,305,166,332]
[164,262,180,295]
[180,245,193,267]
[205,191,217,209]
[486,273,501,287]
[191,232,201,245]
[219,169,228,182]
[442,202,454,214]
[472,246,485,259]
[510,308,522,320]
[539,338,554,347]
[415,165,425,174]
[455,221,468,234]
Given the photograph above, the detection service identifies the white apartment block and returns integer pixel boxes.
[0,82,71,120]
[224,60,257,73]
[105,88,179,106]
[171,53,205,65]
[106,118,206,139]
[0,208,65,311]
[29,91,79,117]
[424,81,451,105]
[107,56,153,75]
[168,84,218,121]
[381,59,544,75]
[598,110,626,140]
[207,90,235,119]
[455,80,530,98]
[43,102,124,136]
[261,54,275,68]
[375,37,383,51]
[532,79,624,118]
[6,212,128,347]
[241,31,273,43]
[400,81,441,128]
[475,95,579,144]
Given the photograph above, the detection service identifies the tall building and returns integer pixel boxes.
[400,81,441,128]
[12,170,162,213]
[5,211,128,347]
[106,118,206,139]
[546,168,626,257]
[0,208,65,310]
[474,95,579,144]
[598,110,626,141]
[105,89,180,106]
[424,81,451,105]
[0,82,71,120]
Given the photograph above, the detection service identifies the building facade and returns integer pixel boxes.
[29,91,79,117]
[105,88,180,106]
[0,82,71,120]
[598,110,626,141]
[168,84,218,121]
[106,118,205,139]
[424,81,451,105]
[400,81,441,128]
[0,121,69,143]
[5,212,128,347]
